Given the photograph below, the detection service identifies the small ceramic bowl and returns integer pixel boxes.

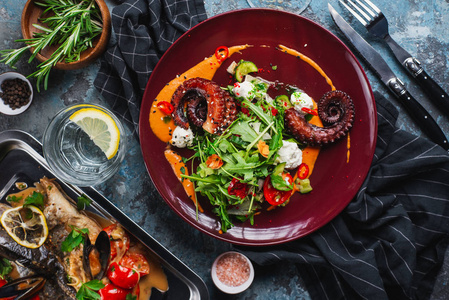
[0,72,33,115]
[21,0,111,70]
[211,251,255,294]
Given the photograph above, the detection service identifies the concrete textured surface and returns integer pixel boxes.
[1,0,449,299]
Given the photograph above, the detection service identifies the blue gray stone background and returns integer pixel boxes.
[1,0,448,299]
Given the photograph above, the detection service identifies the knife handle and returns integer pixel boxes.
[403,57,449,115]
[388,77,449,150]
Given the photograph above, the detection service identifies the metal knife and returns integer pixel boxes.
[328,3,449,150]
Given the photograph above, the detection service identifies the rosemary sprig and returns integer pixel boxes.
[0,0,103,92]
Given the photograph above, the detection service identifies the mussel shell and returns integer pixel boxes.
[83,230,111,280]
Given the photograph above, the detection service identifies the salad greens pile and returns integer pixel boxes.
[180,68,313,232]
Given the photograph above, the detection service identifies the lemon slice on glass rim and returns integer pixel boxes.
[1,205,48,249]
[69,108,121,160]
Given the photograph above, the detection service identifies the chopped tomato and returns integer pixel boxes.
[107,262,140,290]
[103,224,130,260]
[297,163,309,179]
[120,252,150,277]
[227,178,249,199]
[263,176,293,206]
[99,283,131,300]
[301,107,318,116]
[206,154,223,169]
[156,101,174,114]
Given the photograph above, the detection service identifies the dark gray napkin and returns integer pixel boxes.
[237,92,449,300]
[94,0,207,135]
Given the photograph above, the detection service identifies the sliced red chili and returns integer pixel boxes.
[271,107,278,116]
[157,101,174,114]
[297,163,309,180]
[301,107,318,116]
[227,178,249,199]
[215,46,229,62]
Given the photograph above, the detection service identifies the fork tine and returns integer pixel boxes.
[362,0,382,14]
[353,0,376,18]
[347,0,373,21]
[338,0,368,26]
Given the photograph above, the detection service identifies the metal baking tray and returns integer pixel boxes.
[0,129,209,300]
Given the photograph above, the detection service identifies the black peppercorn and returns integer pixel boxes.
[0,78,32,110]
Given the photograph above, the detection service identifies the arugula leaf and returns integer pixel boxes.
[270,174,294,191]
[126,295,137,300]
[229,120,258,143]
[76,279,104,300]
[76,194,91,210]
[61,226,89,252]
[23,191,44,209]
[0,258,12,280]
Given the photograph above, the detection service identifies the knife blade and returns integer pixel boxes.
[328,3,449,151]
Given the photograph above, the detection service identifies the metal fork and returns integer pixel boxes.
[339,0,449,115]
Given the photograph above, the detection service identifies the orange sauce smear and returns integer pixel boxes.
[164,149,203,213]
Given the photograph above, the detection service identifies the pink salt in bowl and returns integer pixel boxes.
[211,251,255,294]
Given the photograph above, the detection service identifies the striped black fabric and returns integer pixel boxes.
[94,0,207,135]
[238,93,449,300]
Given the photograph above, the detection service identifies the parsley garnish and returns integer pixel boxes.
[23,191,44,209]
[61,226,89,252]
[6,195,22,203]
[76,194,92,211]
[0,258,12,280]
[75,279,105,300]
[126,294,137,300]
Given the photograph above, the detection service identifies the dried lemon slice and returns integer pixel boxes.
[0,205,48,249]
[69,108,120,160]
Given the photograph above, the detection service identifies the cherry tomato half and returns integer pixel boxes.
[120,252,150,277]
[263,175,293,206]
[99,283,131,300]
[103,224,130,261]
[156,101,174,114]
[227,178,249,199]
[107,262,140,290]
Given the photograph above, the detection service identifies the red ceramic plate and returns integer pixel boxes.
[139,9,377,246]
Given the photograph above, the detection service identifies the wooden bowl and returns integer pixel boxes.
[21,0,111,70]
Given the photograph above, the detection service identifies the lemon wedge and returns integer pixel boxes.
[1,205,48,249]
[69,108,120,159]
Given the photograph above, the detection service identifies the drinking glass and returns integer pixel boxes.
[43,104,126,186]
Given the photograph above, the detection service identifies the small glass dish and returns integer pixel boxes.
[43,104,126,186]
[211,251,255,294]
[0,72,33,115]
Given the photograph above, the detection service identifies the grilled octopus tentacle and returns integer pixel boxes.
[171,77,238,134]
[285,90,355,146]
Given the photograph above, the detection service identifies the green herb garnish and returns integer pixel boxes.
[6,195,22,203]
[0,258,13,280]
[126,294,137,300]
[76,279,104,300]
[61,226,89,252]
[76,194,92,211]
[23,191,44,209]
